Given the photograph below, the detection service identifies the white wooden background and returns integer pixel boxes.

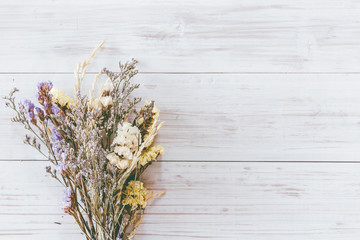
[1,0,360,239]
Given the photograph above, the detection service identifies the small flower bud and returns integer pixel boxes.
[45,166,51,173]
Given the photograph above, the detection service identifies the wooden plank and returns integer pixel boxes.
[0,161,360,239]
[2,73,360,161]
[1,0,360,72]
[3,73,360,162]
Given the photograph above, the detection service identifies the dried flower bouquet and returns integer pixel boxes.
[4,42,164,240]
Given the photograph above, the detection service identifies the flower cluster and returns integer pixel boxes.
[19,99,36,124]
[106,122,141,169]
[50,88,75,108]
[5,42,164,240]
[37,81,60,115]
[89,79,114,110]
[61,187,74,213]
[122,180,148,209]
[139,145,164,166]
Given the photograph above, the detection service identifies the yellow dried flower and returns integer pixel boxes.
[50,88,75,107]
[139,145,164,166]
[122,181,148,208]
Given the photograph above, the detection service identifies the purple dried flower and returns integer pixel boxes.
[37,81,53,107]
[35,107,45,121]
[19,99,36,124]
[37,81,53,92]
[51,105,60,114]
[57,161,66,173]
[27,112,35,122]
[52,127,62,141]
[35,106,44,114]
[61,187,72,211]
[51,128,63,154]
[20,99,35,112]
[52,144,62,154]
[43,102,52,112]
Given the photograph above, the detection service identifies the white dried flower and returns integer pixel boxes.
[100,96,113,108]
[106,152,120,165]
[127,135,139,151]
[116,122,141,149]
[112,134,128,146]
[116,159,130,169]
[108,122,141,169]
[114,146,133,160]
[90,98,102,110]
[117,122,140,136]
[101,79,114,94]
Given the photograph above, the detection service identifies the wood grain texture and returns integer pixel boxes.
[1,0,360,72]
[1,161,360,240]
[1,1,360,239]
[2,73,360,161]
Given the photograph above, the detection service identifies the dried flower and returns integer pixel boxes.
[51,105,60,114]
[19,99,36,123]
[20,99,35,112]
[35,107,45,121]
[52,127,62,141]
[122,181,148,209]
[108,122,141,170]
[5,42,164,240]
[36,81,53,104]
[100,96,113,108]
[57,161,66,173]
[89,98,102,110]
[50,88,75,107]
[114,122,140,150]
[106,152,120,165]
[45,166,51,173]
[106,151,130,170]
[139,145,164,166]
[101,79,114,94]
[61,187,73,212]
[37,81,53,92]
